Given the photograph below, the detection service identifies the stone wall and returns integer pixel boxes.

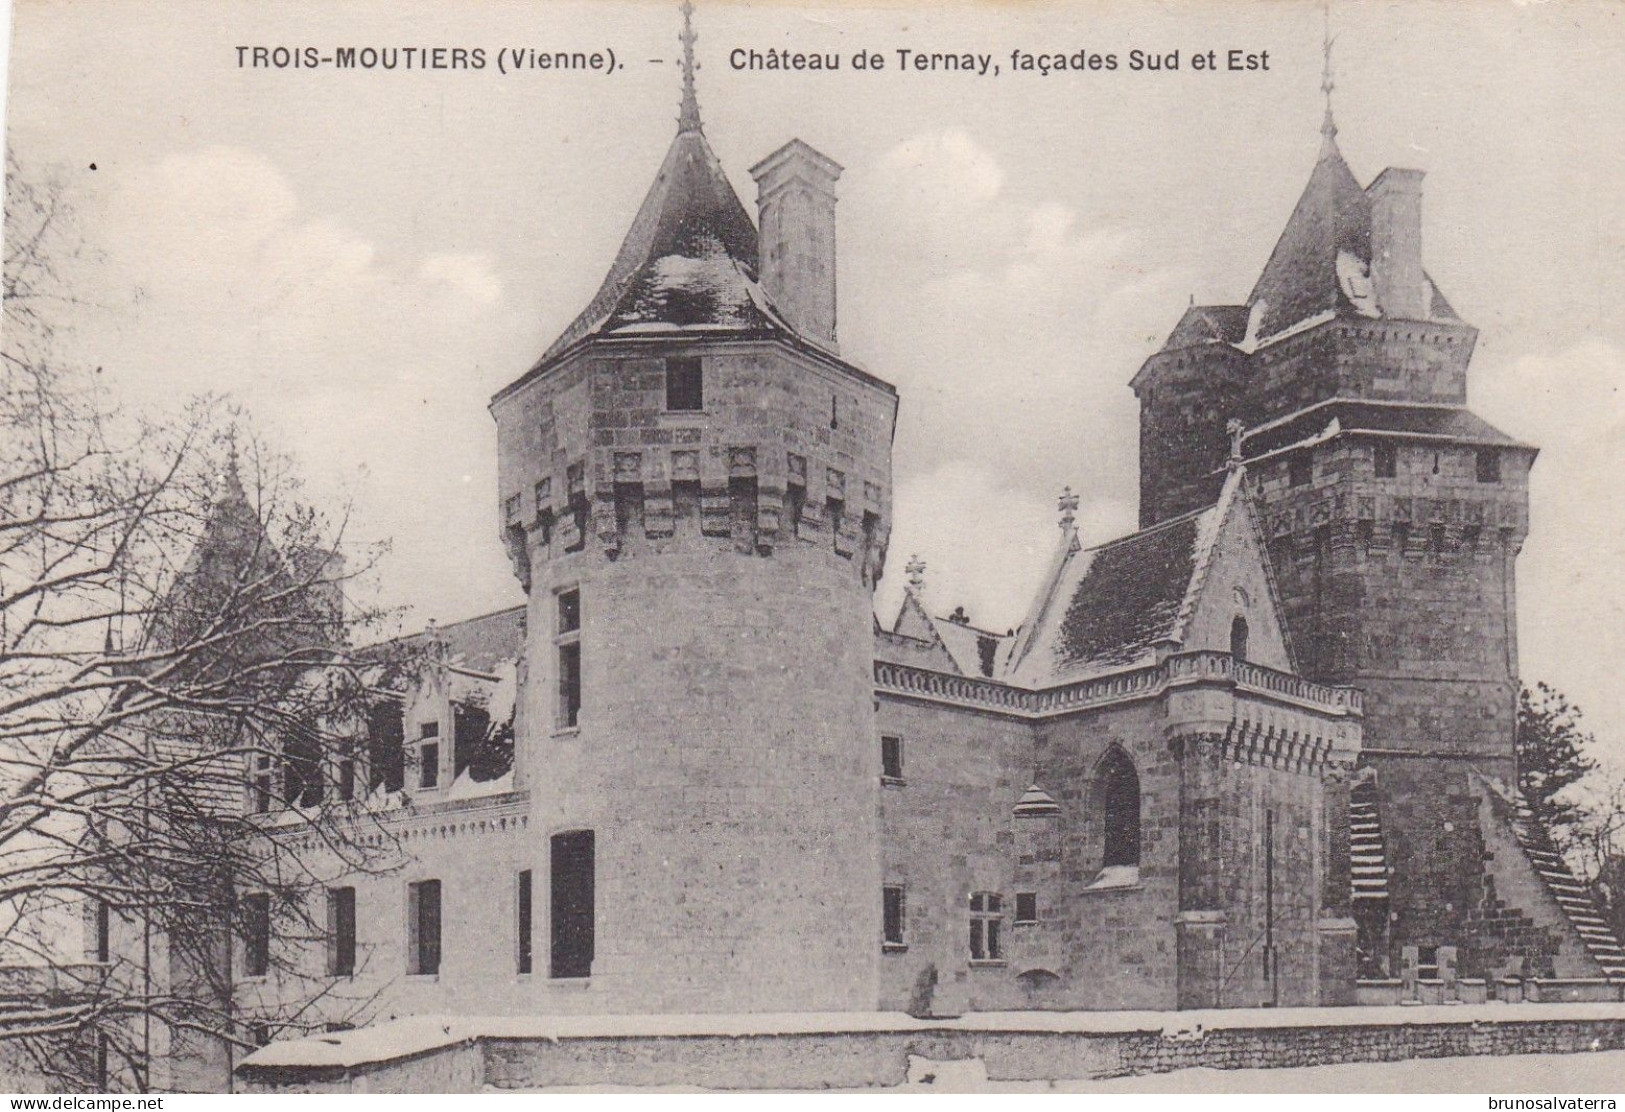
[237,1006,1625,1092]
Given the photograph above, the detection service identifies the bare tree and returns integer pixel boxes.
[2,153,411,1091]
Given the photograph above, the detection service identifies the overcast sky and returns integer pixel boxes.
[6,0,1624,760]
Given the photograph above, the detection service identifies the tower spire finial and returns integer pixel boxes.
[1319,0,1338,154]
[678,0,701,134]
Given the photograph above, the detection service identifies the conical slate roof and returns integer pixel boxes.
[535,121,788,369]
[1244,136,1460,338]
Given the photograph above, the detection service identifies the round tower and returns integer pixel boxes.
[489,9,894,1013]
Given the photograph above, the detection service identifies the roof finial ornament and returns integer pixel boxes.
[905,555,926,593]
[221,424,245,499]
[1319,0,1339,155]
[678,0,702,134]
[1058,486,1080,532]
[1227,417,1246,466]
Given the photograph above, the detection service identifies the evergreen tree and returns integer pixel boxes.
[1516,682,1598,847]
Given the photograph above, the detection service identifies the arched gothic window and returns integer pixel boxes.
[1230,615,1250,663]
[1096,746,1141,869]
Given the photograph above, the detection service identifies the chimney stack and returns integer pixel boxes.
[1367,167,1429,320]
[750,139,843,350]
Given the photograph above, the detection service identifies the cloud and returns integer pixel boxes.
[844,129,1185,625]
[1475,339,1625,771]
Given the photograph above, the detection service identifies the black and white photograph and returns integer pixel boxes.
[2,0,1624,1096]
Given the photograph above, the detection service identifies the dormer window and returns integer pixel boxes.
[418,721,440,789]
[665,357,703,412]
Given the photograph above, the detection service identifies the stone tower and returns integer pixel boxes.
[488,5,895,1012]
[1131,105,1544,979]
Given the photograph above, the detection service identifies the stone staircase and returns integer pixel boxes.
[1350,779,1390,904]
[1512,807,1625,978]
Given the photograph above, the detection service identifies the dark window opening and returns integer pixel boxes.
[367,702,405,794]
[881,735,904,782]
[455,702,507,783]
[517,870,534,975]
[1230,615,1250,663]
[408,879,441,976]
[1418,944,1440,980]
[93,900,110,963]
[1097,747,1142,868]
[557,589,581,635]
[665,357,703,412]
[883,886,906,946]
[969,892,1003,961]
[566,463,588,553]
[328,887,356,977]
[557,643,582,729]
[1374,441,1397,479]
[251,751,274,814]
[337,754,355,802]
[504,493,522,525]
[1015,892,1038,925]
[1394,522,1411,551]
[242,892,270,978]
[1430,523,1448,553]
[418,741,439,790]
[550,830,595,979]
[830,394,839,430]
[1288,452,1311,487]
[282,728,323,809]
[1476,449,1500,484]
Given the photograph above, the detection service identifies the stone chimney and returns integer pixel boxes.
[750,139,843,350]
[1367,167,1429,320]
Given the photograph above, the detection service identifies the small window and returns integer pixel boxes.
[1230,616,1249,663]
[1374,441,1397,479]
[517,869,534,975]
[1476,449,1500,484]
[1418,944,1440,980]
[328,887,356,977]
[665,357,703,412]
[504,493,522,525]
[969,892,1003,961]
[881,735,904,782]
[250,751,273,814]
[418,741,439,790]
[551,831,595,979]
[1288,452,1312,487]
[242,892,271,978]
[830,394,839,430]
[557,589,581,635]
[882,886,906,947]
[1015,892,1038,925]
[420,721,440,739]
[337,754,356,802]
[408,879,442,976]
[92,900,111,963]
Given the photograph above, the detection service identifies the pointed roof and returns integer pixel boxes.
[1006,470,1250,687]
[532,6,804,370]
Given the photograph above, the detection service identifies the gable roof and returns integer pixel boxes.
[1007,471,1247,687]
[884,591,1009,678]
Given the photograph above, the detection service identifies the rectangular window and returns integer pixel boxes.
[550,831,595,979]
[969,892,1003,962]
[337,754,355,802]
[504,493,522,525]
[368,702,406,794]
[1015,891,1038,925]
[556,588,582,730]
[665,356,703,412]
[419,742,439,789]
[881,735,904,782]
[1476,449,1500,484]
[1373,441,1397,479]
[242,892,270,978]
[1288,452,1312,487]
[517,870,533,975]
[250,751,273,813]
[328,887,356,977]
[92,900,110,963]
[882,886,906,947]
[407,880,442,976]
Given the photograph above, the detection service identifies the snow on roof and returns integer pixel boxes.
[1242,399,1531,460]
[1006,472,1242,688]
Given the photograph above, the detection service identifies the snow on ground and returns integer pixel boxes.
[498,1050,1625,1094]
